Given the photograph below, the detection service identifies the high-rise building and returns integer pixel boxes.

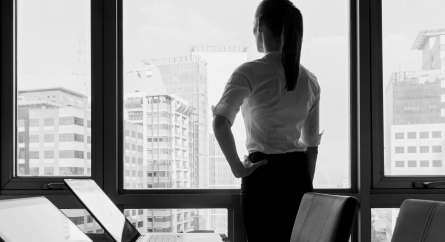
[384,29,445,176]
[123,65,195,233]
[143,56,208,189]
[17,87,91,176]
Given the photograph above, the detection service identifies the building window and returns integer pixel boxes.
[29,151,39,159]
[138,158,143,164]
[96,229,104,233]
[433,131,441,138]
[59,150,84,159]
[395,147,404,153]
[29,135,39,143]
[125,170,130,176]
[432,146,442,153]
[132,157,136,164]
[138,170,143,177]
[125,130,129,136]
[44,118,54,126]
[420,146,429,153]
[59,167,84,175]
[125,143,129,149]
[433,160,442,167]
[407,160,417,167]
[87,152,91,160]
[124,210,130,217]
[138,221,143,228]
[28,167,39,175]
[407,132,416,139]
[407,146,416,153]
[29,119,39,127]
[87,215,93,223]
[44,167,54,175]
[137,145,143,152]
[395,161,404,167]
[138,209,143,215]
[87,120,91,128]
[132,144,136,151]
[131,131,136,138]
[69,216,84,225]
[125,156,129,163]
[44,151,54,159]
[419,132,429,139]
[132,210,136,216]
[420,160,429,167]
[75,134,84,142]
[132,170,136,176]
[59,117,84,126]
[87,136,91,144]
[137,132,143,139]
[44,134,54,143]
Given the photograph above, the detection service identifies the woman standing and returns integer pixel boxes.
[212,0,322,241]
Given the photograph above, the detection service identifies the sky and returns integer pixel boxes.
[16,0,445,187]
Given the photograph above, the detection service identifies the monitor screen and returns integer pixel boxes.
[0,197,93,242]
[65,179,140,242]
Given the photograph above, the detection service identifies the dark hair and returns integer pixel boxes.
[255,0,303,91]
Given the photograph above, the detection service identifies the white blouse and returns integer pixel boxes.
[213,51,322,154]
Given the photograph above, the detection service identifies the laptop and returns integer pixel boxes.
[64,179,223,242]
[0,197,93,242]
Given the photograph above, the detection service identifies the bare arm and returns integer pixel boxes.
[305,146,318,181]
[213,114,267,178]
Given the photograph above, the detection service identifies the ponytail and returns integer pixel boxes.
[256,0,303,91]
[281,8,303,91]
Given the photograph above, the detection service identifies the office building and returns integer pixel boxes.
[143,56,208,189]
[385,29,445,176]
[17,87,91,176]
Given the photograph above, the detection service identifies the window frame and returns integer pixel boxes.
[370,0,445,190]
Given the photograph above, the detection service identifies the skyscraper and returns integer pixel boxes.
[144,56,209,189]
[384,29,445,176]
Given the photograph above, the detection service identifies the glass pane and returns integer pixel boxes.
[123,0,349,189]
[61,209,104,234]
[371,208,400,242]
[383,0,445,176]
[123,208,228,236]
[16,0,92,177]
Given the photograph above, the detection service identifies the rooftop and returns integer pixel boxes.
[411,28,445,50]
[18,87,86,99]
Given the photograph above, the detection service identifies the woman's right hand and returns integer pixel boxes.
[231,156,268,178]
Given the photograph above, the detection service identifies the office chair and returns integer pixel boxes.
[290,192,359,242]
[391,199,445,242]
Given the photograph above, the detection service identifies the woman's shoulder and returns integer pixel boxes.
[299,65,321,93]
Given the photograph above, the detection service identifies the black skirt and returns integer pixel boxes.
[241,151,313,242]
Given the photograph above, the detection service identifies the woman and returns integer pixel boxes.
[212,0,322,241]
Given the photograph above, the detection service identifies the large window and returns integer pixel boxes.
[15,0,91,177]
[122,0,350,191]
[381,0,445,179]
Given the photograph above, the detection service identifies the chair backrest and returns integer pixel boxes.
[391,199,445,242]
[290,192,359,242]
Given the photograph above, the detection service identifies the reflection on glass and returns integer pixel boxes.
[124,208,228,236]
[371,208,400,242]
[16,0,91,177]
[382,0,445,176]
[60,209,104,234]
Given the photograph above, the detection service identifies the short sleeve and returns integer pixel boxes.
[213,71,252,125]
[301,84,323,147]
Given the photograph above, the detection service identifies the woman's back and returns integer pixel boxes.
[215,51,321,154]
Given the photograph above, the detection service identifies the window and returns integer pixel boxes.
[395,161,404,167]
[420,161,429,168]
[29,119,39,127]
[419,132,429,139]
[29,135,39,143]
[29,151,39,159]
[87,215,93,223]
[87,152,91,160]
[433,160,442,167]
[44,167,54,175]
[132,210,136,216]
[44,151,54,159]
[408,160,417,167]
[394,132,404,139]
[432,146,442,153]
[420,146,429,153]
[138,209,143,215]
[59,167,84,175]
[138,221,143,228]
[432,131,441,138]
[59,150,84,159]
[44,118,54,126]
[407,146,416,153]
[395,147,404,153]
[87,136,91,144]
[407,132,416,139]
[69,216,84,225]
[87,120,91,128]
[44,134,54,143]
